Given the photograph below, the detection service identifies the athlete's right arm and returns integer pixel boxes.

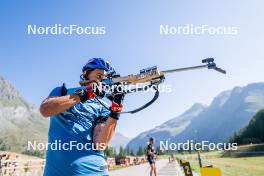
[39,82,98,118]
[39,95,80,118]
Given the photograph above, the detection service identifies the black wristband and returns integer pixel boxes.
[75,89,88,103]
[110,111,120,120]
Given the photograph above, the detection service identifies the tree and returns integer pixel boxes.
[113,148,117,156]
[178,146,184,154]
[105,146,116,157]
[119,146,125,157]
[126,146,130,156]
[229,109,264,145]
[137,146,145,156]
[130,149,135,156]
[156,146,164,155]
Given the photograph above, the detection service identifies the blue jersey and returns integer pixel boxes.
[44,86,110,176]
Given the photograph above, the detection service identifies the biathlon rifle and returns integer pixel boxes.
[67,58,226,114]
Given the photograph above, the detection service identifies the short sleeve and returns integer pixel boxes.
[96,103,111,123]
[49,86,62,97]
[100,106,111,118]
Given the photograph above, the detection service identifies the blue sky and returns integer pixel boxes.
[0,1,264,138]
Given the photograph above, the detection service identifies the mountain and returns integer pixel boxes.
[229,109,264,144]
[127,83,264,151]
[0,76,48,154]
[127,103,207,151]
[109,132,130,151]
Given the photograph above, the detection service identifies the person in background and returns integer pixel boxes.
[146,137,157,176]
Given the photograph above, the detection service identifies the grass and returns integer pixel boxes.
[110,165,128,171]
[176,151,264,176]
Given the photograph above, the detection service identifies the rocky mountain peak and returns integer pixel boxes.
[0,76,28,107]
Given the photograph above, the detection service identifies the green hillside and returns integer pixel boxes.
[0,76,48,157]
[229,109,264,145]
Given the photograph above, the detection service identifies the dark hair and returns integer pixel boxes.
[83,69,94,80]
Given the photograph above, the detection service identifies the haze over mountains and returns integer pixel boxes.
[127,83,264,151]
[109,132,131,151]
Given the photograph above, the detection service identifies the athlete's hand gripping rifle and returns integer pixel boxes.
[68,58,226,114]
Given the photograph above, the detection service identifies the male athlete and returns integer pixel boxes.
[40,58,124,176]
[147,137,157,176]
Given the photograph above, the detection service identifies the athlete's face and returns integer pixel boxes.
[87,69,105,81]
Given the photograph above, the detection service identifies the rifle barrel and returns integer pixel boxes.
[162,64,207,74]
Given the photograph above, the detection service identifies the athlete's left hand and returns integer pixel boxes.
[109,87,125,120]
